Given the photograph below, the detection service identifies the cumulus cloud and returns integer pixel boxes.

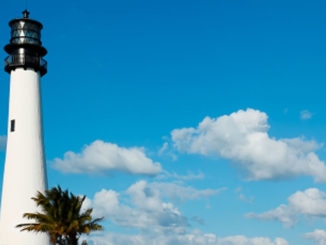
[52,140,162,176]
[84,181,188,233]
[0,135,6,151]
[246,188,326,227]
[83,181,287,245]
[246,205,296,228]
[171,108,326,182]
[88,232,288,245]
[301,110,312,120]
[303,229,326,245]
[83,180,224,233]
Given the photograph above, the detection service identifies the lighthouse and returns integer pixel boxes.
[0,11,49,245]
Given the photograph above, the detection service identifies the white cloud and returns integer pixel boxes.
[88,232,288,245]
[171,108,326,182]
[301,110,312,120]
[246,188,326,227]
[52,140,162,176]
[303,229,326,245]
[246,205,296,228]
[83,180,223,233]
[84,181,188,232]
[83,181,287,245]
[0,135,6,151]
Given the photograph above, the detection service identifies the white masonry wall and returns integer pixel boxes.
[0,68,49,245]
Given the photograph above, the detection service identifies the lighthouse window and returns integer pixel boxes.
[10,120,15,132]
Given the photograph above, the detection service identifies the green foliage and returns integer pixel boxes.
[16,186,103,245]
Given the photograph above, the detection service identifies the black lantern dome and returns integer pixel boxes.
[4,10,47,76]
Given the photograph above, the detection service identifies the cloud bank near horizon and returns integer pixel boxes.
[52,140,162,176]
[88,232,289,245]
[171,108,326,182]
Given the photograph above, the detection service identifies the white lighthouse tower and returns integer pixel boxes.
[0,11,49,245]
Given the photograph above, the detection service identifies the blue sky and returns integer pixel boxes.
[1,0,326,244]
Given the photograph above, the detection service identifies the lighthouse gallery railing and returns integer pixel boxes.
[4,54,47,76]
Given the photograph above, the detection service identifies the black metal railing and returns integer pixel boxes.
[4,54,47,76]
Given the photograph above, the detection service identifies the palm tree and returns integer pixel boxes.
[16,186,103,245]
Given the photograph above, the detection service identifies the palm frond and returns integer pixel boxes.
[17,185,103,245]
